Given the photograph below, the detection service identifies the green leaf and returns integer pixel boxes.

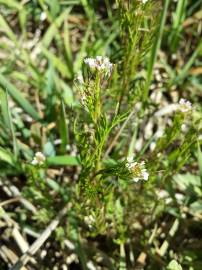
[197,142,202,183]
[144,0,170,100]
[174,173,201,189]
[0,88,18,157]
[0,0,22,10]
[44,141,55,157]
[47,155,79,166]
[174,41,202,84]
[64,20,73,74]
[42,8,71,48]
[0,147,15,166]
[60,80,74,107]
[0,14,17,43]
[190,200,202,215]
[80,0,94,19]
[167,260,182,270]
[58,100,69,153]
[42,48,72,79]
[169,0,187,52]
[0,87,10,128]
[0,73,40,121]
[74,24,91,73]
[46,178,61,192]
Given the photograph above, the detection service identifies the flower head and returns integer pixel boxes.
[84,215,95,229]
[126,157,149,182]
[84,56,113,76]
[178,98,192,113]
[141,0,148,3]
[31,152,46,166]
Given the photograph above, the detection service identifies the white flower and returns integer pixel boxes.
[84,58,97,69]
[84,215,95,228]
[126,156,134,163]
[84,56,113,76]
[126,157,149,182]
[142,0,148,4]
[178,98,192,113]
[31,152,46,165]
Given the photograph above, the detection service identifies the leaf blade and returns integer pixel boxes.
[0,73,40,121]
[47,155,79,166]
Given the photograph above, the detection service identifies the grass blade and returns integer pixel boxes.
[42,48,72,79]
[0,147,15,166]
[197,142,202,185]
[58,100,69,153]
[0,14,17,43]
[169,0,187,52]
[0,88,18,157]
[173,41,202,84]
[74,24,91,73]
[64,20,73,76]
[0,0,21,10]
[42,8,71,48]
[144,0,170,101]
[0,73,40,121]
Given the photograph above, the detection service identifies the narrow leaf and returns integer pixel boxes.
[0,88,18,157]
[0,147,15,166]
[144,0,170,101]
[198,142,202,184]
[47,155,79,166]
[0,73,40,121]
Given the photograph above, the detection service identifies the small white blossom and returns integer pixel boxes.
[84,215,95,229]
[126,157,149,182]
[142,0,148,4]
[40,12,47,21]
[178,98,192,113]
[84,56,113,76]
[126,156,134,163]
[31,152,46,166]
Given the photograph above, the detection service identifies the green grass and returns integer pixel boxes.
[0,0,202,269]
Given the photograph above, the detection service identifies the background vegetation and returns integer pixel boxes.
[0,0,202,269]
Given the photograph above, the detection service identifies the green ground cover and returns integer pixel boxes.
[0,0,202,269]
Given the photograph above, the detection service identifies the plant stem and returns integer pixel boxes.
[94,73,101,122]
[143,0,170,102]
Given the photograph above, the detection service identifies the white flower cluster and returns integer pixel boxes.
[84,215,95,229]
[178,98,192,113]
[31,152,46,166]
[141,0,148,4]
[84,56,113,76]
[126,157,149,182]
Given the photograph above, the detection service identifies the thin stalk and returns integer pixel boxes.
[169,0,187,52]
[119,243,126,270]
[173,41,202,84]
[128,122,138,157]
[5,89,18,158]
[94,73,101,123]
[144,0,170,102]
[104,109,135,158]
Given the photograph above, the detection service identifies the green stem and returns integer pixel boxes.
[94,73,101,122]
[143,0,170,102]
